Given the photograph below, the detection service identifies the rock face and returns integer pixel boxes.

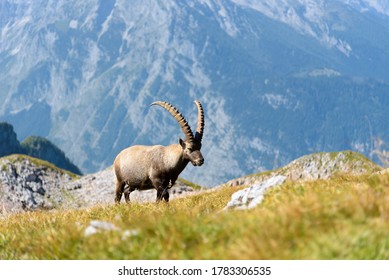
[0,155,75,214]
[0,122,21,157]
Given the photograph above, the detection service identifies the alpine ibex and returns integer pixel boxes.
[113,100,205,203]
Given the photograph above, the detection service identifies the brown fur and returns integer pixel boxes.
[113,101,204,204]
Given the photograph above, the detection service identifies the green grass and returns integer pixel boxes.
[177,177,204,190]
[1,172,389,259]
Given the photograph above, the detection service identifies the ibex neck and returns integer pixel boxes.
[164,144,188,172]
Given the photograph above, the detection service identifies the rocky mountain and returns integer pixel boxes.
[21,136,82,175]
[0,122,82,175]
[1,0,389,186]
[0,155,75,214]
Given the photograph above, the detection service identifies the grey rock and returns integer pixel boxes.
[0,155,74,214]
[224,175,286,210]
[122,229,140,240]
[83,220,140,240]
[84,220,120,236]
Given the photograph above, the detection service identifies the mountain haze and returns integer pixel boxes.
[1,0,389,186]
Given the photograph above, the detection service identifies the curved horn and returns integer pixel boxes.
[151,101,194,142]
[194,100,204,143]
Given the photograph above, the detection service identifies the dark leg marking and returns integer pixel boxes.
[115,180,125,204]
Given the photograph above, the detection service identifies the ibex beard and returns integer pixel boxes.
[113,100,205,203]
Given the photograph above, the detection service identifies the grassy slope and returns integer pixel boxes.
[253,150,382,179]
[1,171,389,260]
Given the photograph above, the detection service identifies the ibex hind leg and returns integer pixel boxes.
[156,189,163,202]
[115,180,125,204]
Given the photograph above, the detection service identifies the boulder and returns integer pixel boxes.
[224,175,286,210]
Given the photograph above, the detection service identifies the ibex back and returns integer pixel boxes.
[113,100,205,203]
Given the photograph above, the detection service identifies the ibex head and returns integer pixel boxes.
[151,100,205,167]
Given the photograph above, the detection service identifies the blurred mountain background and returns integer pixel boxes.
[1,0,389,186]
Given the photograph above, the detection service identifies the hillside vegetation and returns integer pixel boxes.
[21,136,82,175]
[1,151,389,259]
[0,122,82,175]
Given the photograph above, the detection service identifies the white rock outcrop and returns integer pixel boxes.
[224,175,286,210]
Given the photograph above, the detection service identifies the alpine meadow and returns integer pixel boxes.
[1,0,389,262]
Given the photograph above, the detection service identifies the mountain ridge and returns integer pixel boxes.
[0,122,82,175]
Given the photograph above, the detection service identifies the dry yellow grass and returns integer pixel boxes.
[1,172,389,259]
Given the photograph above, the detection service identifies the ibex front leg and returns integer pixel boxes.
[153,178,169,202]
[156,187,170,202]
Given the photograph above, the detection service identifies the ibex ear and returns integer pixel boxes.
[179,138,186,148]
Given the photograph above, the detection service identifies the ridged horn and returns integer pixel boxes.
[194,100,204,143]
[151,101,194,142]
